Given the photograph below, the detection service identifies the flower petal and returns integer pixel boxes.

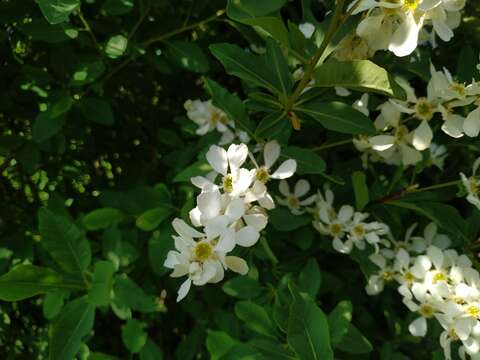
[204,215,229,239]
[225,198,245,222]
[176,278,192,302]
[388,12,421,57]
[369,135,395,151]
[264,140,280,169]
[225,256,249,275]
[464,107,480,137]
[206,145,228,175]
[172,218,204,238]
[227,143,249,172]
[294,179,310,198]
[412,120,433,151]
[409,317,427,337]
[271,159,297,179]
[278,180,290,197]
[236,226,260,247]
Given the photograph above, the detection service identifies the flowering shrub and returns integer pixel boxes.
[1,0,480,359]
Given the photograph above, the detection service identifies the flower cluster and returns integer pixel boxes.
[353,62,480,167]
[348,0,466,58]
[164,141,297,301]
[184,99,250,145]
[366,222,480,360]
[461,157,480,210]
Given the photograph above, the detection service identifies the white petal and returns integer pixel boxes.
[191,176,212,189]
[271,159,297,179]
[388,12,421,57]
[427,245,444,270]
[264,140,281,169]
[176,278,192,302]
[333,237,353,254]
[299,22,315,39]
[258,192,275,210]
[206,145,228,175]
[236,226,260,247]
[227,143,248,172]
[189,207,202,227]
[244,213,268,231]
[338,205,354,222]
[441,114,465,138]
[369,135,396,151]
[399,143,422,166]
[464,107,480,137]
[413,120,433,151]
[216,228,236,253]
[225,198,245,222]
[278,180,290,197]
[225,256,249,275]
[294,179,310,198]
[409,317,428,337]
[172,218,204,238]
[164,251,180,268]
[204,215,229,239]
[197,188,222,221]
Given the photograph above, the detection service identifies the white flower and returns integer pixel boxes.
[460,158,480,210]
[277,179,316,215]
[353,94,369,116]
[366,253,394,295]
[299,22,315,39]
[185,99,231,136]
[347,212,389,252]
[315,205,355,253]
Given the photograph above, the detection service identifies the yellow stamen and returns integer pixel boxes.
[194,242,214,262]
[256,167,270,183]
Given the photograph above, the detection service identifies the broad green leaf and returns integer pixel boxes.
[167,41,210,73]
[148,225,174,276]
[122,318,147,353]
[38,208,92,274]
[248,339,293,359]
[139,339,164,360]
[113,275,158,313]
[71,61,106,86]
[269,207,311,231]
[19,19,78,43]
[173,160,212,183]
[336,323,373,354]
[206,330,239,360]
[105,35,128,59]
[328,300,353,347]
[352,171,369,211]
[89,353,119,360]
[222,276,264,299]
[282,146,326,175]
[255,111,289,140]
[295,101,375,135]
[49,297,95,360]
[287,295,334,360]
[103,0,134,15]
[314,59,406,99]
[136,206,172,231]
[43,291,68,319]
[234,301,278,338]
[264,38,293,98]
[37,0,80,24]
[298,258,321,298]
[83,208,124,231]
[0,265,82,301]
[32,112,66,143]
[204,78,256,137]
[88,261,115,307]
[210,43,279,95]
[79,98,115,125]
[227,0,286,16]
[218,344,266,360]
[457,45,480,83]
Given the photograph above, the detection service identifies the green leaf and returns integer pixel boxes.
[19,19,78,43]
[206,330,239,360]
[43,291,67,319]
[173,160,212,183]
[0,265,81,301]
[297,258,321,298]
[234,301,278,338]
[264,38,293,98]
[295,101,375,135]
[79,98,115,125]
[148,225,174,276]
[89,353,119,360]
[136,206,172,231]
[352,171,369,211]
[314,59,406,99]
[248,339,293,359]
[204,78,256,138]
[167,41,210,73]
[210,43,279,95]
[37,0,80,24]
[269,207,311,231]
[49,297,95,360]
[71,61,105,86]
[103,0,134,15]
[38,208,92,274]
[227,0,286,16]
[113,275,158,313]
[88,261,115,307]
[83,208,124,231]
[287,295,333,360]
[282,146,326,175]
[122,318,148,353]
[255,111,289,140]
[139,339,164,360]
[32,111,67,143]
[222,276,264,299]
[328,300,353,347]
[219,344,266,360]
[336,323,373,354]
[105,35,128,59]
[457,45,480,83]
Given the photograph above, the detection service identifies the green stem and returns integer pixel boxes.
[78,10,101,51]
[412,180,460,193]
[313,138,352,151]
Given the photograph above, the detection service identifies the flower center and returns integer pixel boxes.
[395,125,409,141]
[287,196,300,209]
[403,0,419,11]
[403,271,415,283]
[466,305,480,319]
[352,224,365,237]
[469,177,480,194]
[223,174,234,193]
[419,304,434,318]
[256,167,270,183]
[415,98,434,121]
[329,223,343,236]
[381,271,394,281]
[448,329,459,341]
[432,271,447,283]
[212,109,229,125]
[194,242,214,262]
[450,83,466,97]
